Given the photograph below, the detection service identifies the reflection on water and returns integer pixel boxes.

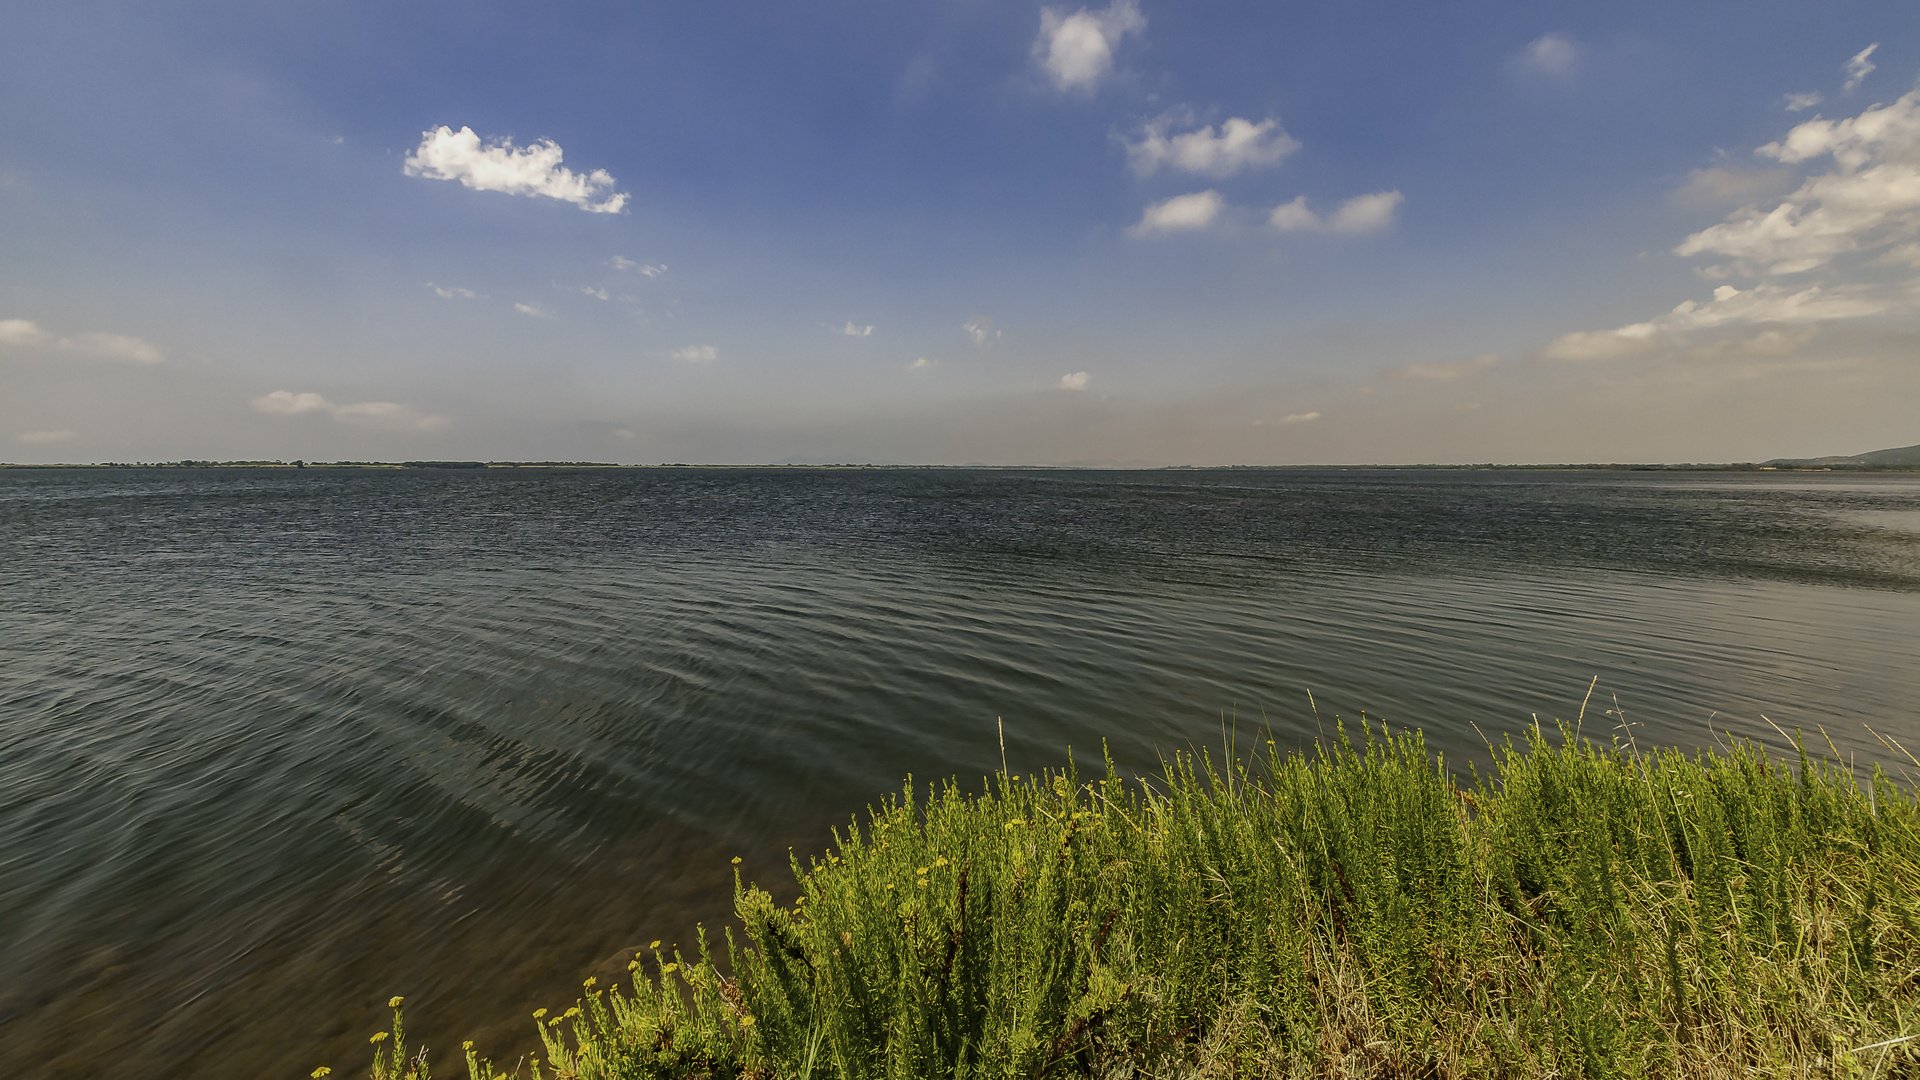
[1,467,1917,1078]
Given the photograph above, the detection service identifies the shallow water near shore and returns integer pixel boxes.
[3,466,1918,1079]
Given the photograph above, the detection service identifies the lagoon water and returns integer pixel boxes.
[3,466,1918,1078]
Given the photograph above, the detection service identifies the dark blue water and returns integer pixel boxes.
[3,467,1917,1078]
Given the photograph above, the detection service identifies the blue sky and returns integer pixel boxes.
[2,0,1915,464]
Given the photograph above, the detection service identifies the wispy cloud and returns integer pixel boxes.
[250,390,450,431]
[1059,371,1091,390]
[1035,0,1144,93]
[18,428,75,444]
[1125,113,1299,178]
[907,357,937,371]
[514,301,556,318]
[1784,91,1824,113]
[611,256,668,277]
[840,321,874,337]
[404,126,627,213]
[1268,190,1404,233]
[1516,33,1578,77]
[964,317,1000,345]
[1132,190,1224,234]
[582,286,609,300]
[672,345,718,363]
[1281,411,1320,424]
[427,283,476,299]
[2,319,165,363]
[1844,43,1878,94]
[1538,284,1885,361]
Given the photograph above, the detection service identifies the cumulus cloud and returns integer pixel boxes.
[1059,371,1091,390]
[0,318,52,346]
[250,390,450,431]
[1281,411,1320,424]
[1673,89,1920,276]
[403,126,627,213]
[428,283,475,299]
[964,317,1000,345]
[1785,91,1824,113]
[1517,33,1578,77]
[840,321,874,337]
[1538,284,1886,361]
[672,345,718,363]
[1268,190,1404,233]
[908,357,937,371]
[1125,114,1300,178]
[1132,190,1224,234]
[1844,44,1878,94]
[1035,0,1144,93]
[1397,354,1500,380]
[18,429,75,444]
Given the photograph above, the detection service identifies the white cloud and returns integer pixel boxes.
[1281,411,1320,424]
[1125,114,1299,178]
[428,283,475,299]
[1518,33,1578,77]
[250,390,449,431]
[1035,0,1144,93]
[1268,190,1403,233]
[1397,354,1500,380]
[1785,91,1824,113]
[62,332,164,364]
[1538,283,1887,361]
[672,345,717,363]
[514,301,556,318]
[582,286,609,300]
[250,390,334,415]
[0,318,52,346]
[1132,190,1223,234]
[908,357,937,371]
[611,256,668,277]
[840,321,874,337]
[1059,371,1091,390]
[964,317,1000,345]
[18,429,75,444]
[1844,43,1878,94]
[403,126,628,214]
[1673,89,1920,276]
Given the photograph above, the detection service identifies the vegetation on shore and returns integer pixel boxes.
[342,722,1919,1079]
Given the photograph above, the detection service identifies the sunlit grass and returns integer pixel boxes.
[351,721,1919,1078]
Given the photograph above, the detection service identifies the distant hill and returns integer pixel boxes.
[1767,442,1920,467]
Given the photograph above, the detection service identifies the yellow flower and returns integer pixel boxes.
[650,940,662,949]
[369,1032,388,1044]
[739,1015,756,1027]
[462,1041,474,1052]
[388,996,404,1008]
[731,856,742,864]
[662,962,678,974]
[583,977,597,989]
[533,1009,548,1019]
[311,1069,332,1078]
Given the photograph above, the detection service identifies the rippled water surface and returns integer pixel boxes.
[3,467,1918,1078]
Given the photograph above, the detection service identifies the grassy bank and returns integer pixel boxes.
[347,724,1919,1079]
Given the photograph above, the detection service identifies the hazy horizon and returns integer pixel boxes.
[3,2,1916,466]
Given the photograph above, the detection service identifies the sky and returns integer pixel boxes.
[1,0,1916,465]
